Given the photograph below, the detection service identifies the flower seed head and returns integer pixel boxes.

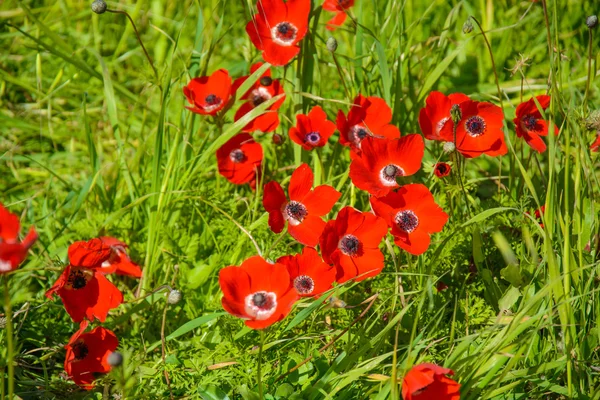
[450,104,462,125]
[585,110,600,131]
[326,37,338,53]
[107,351,123,367]
[443,141,456,153]
[167,289,182,305]
[462,18,474,34]
[91,0,107,14]
[586,15,598,29]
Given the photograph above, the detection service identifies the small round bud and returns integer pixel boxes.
[462,18,474,34]
[260,76,272,86]
[450,104,462,125]
[272,133,284,145]
[443,141,456,153]
[167,289,182,305]
[107,351,123,367]
[586,15,598,29]
[326,37,338,53]
[91,0,107,14]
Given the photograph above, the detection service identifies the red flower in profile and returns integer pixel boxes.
[64,323,119,390]
[245,0,311,66]
[370,184,448,255]
[263,164,341,247]
[434,162,451,178]
[349,135,425,197]
[183,69,232,116]
[455,100,507,158]
[233,63,286,133]
[45,263,123,323]
[277,247,336,297]
[0,203,37,274]
[68,238,141,278]
[219,256,298,329]
[216,133,263,188]
[514,95,558,153]
[591,134,600,152]
[319,207,388,283]
[402,363,460,400]
[99,237,142,278]
[418,91,470,142]
[337,94,401,151]
[289,106,336,150]
[530,205,546,229]
[323,0,355,31]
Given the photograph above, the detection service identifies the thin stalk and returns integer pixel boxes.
[331,52,351,101]
[470,16,503,110]
[584,26,594,111]
[3,278,14,399]
[258,330,265,399]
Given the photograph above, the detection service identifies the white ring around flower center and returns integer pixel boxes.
[244,291,278,320]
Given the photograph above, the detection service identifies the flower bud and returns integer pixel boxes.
[167,289,182,305]
[107,351,123,367]
[450,104,462,125]
[443,141,456,153]
[272,133,284,145]
[91,0,107,14]
[462,18,474,34]
[326,37,338,53]
[586,15,598,29]
[260,76,272,86]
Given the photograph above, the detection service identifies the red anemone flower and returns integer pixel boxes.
[337,94,401,151]
[0,203,37,274]
[233,62,286,133]
[514,95,558,153]
[418,91,470,142]
[277,247,336,297]
[434,162,451,178]
[402,363,461,400]
[98,237,142,278]
[245,0,311,66]
[455,100,507,158]
[323,0,355,31]
[219,256,298,329]
[263,163,341,247]
[183,69,232,116]
[216,133,263,188]
[68,238,141,278]
[530,205,546,229]
[64,324,119,390]
[370,184,448,255]
[349,135,425,197]
[591,134,600,152]
[319,206,388,283]
[289,106,336,150]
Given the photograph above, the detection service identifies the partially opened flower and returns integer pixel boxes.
[349,135,424,197]
[245,0,311,66]
[455,100,507,158]
[99,237,142,278]
[277,247,336,297]
[434,162,451,178]
[263,163,341,247]
[402,363,461,400]
[183,69,232,116]
[418,91,470,142]
[289,106,336,150]
[68,238,141,278]
[233,62,286,133]
[323,0,355,31]
[0,203,38,274]
[319,206,388,283]
[370,184,448,255]
[337,94,400,151]
[219,256,298,329]
[514,95,558,153]
[64,324,119,390]
[45,264,123,323]
[216,133,263,188]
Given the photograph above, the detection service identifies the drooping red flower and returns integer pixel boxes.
[98,237,142,278]
[319,206,388,283]
[514,95,558,153]
[418,91,470,142]
[323,0,355,31]
[68,238,142,278]
[64,324,119,390]
[337,94,401,151]
[245,0,311,66]
[216,133,263,188]
[289,106,336,150]
[434,162,451,178]
[277,247,336,297]
[233,62,286,133]
[591,134,600,152]
[183,69,232,116]
[370,184,448,255]
[455,100,507,158]
[402,363,460,400]
[219,256,298,329]
[0,203,37,274]
[531,205,546,229]
[349,135,425,197]
[45,264,123,323]
[263,163,341,247]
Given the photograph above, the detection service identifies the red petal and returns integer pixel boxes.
[288,215,326,247]
[302,185,341,216]
[288,163,314,201]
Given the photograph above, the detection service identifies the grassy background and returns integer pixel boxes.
[1,0,599,398]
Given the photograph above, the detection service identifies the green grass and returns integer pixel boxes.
[1,0,599,398]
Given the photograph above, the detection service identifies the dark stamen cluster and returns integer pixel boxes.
[305,132,321,144]
[68,269,89,290]
[395,210,419,233]
[465,116,486,137]
[523,115,538,131]
[381,164,402,182]
[229,149,246,163]
[251,292,274,310]
[339,234,360,256]
[285,201,308,222]
[205,94,221,105]
[72,341,89,360]
[293,275,315,294]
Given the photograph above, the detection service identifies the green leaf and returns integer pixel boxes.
[198,385,230,400]
[500,265,522,288]
[284,292,328,332]
[498,286,521,311]
[146,312,225,352]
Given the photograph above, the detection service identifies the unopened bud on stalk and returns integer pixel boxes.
[107,351,123,367]
[167,289,182,305]
[450,104,462,125]
[586,15,598,29]
[91,0,107,14]
[462,18,474,34]
[326,37,338,53]
[443,141,456,153]
[260,76,272,86]
[272,133,284,145]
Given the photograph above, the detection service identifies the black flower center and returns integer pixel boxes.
[381,164,403,183]
[68,269,90,290]
[465,116,486,137]
[72,341,89,361]
[339,234,360,256]
[293,275,315,294]
[306,132,321,145]
[436,164,448,174]
[260,76,273,86]
[251,291,275,310]
[272,22,298,45]
[395,210,419,233]
[229,149,245,163]
[205,94,220,105]
[523,114,538,131]
[285,201,308,222]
